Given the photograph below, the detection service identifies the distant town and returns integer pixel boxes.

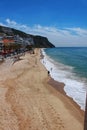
[0,34,34,60]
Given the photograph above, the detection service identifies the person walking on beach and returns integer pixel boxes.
[48,71,50,76]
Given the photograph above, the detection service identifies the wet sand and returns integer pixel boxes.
[0,49,84,130]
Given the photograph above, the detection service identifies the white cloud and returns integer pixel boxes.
[0,22,6,27]
[6,18,17,26]
[0,18,87,47]
[5,18,30,31]
[66,27,87,37]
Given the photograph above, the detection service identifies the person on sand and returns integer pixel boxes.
[48,71,50,76]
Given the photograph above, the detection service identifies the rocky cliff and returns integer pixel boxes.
[32,35,55,48]
[0,25,55,48]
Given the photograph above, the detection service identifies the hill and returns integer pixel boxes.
[0,25,55,48]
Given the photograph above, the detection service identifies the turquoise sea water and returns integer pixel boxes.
[45,47,87,79]
[41,47,87,110]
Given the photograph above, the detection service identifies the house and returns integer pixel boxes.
[0,37,4,59]
[0,37,3,51]
[3,36,15,45]
[0,36,15,56]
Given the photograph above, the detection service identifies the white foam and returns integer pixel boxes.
[41,49,86,110]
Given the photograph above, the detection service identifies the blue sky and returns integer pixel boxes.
[0,0,87,47]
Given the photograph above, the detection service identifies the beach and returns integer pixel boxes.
[0,48,84,130]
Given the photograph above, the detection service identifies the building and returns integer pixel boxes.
[0,37,4,59]
[3,36,15,45]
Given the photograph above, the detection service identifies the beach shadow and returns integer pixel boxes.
[12,57,23,65]
[0,59,4,65]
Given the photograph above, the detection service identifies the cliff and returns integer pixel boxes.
[0,25,55,48]
[32,35,55,48]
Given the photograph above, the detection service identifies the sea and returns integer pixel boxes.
[41,47,87,110]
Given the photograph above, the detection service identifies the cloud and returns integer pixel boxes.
[0,18,87,47]
[5,18,29,30]
[0,22,7,27]
[65,27,87,37]
[6,18,17,25]
[30,25,87,47]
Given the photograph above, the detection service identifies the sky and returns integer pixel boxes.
[0,0,87,47]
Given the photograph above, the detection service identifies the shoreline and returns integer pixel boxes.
[48,77,84,115]
[0,48,84,130]
[40,48,84,125]
[40,48,84,123]
[41,48,86,111]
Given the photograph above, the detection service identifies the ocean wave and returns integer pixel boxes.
[41,49,86,110]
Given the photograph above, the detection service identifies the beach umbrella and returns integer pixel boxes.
[84,93,87,130]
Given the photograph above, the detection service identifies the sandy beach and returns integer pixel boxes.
[0,49,84,130]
